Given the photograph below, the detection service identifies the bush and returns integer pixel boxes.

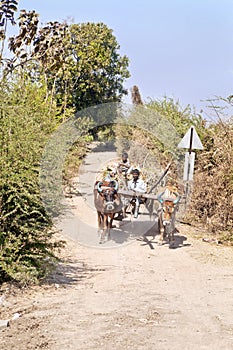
[188,121,233,238]
[0,78,61,284]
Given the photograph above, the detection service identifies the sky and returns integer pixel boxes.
[13,0,233,116]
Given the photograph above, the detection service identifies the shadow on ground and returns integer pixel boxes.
[91,141,116,152]
[44,259,108,286]
[136,222,191,250]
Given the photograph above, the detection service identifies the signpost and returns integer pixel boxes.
[178,126,203,204]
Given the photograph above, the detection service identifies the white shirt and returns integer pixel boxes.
[127,178,146,193]
[117,159,131,174]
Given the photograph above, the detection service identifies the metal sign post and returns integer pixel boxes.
[178,126,203,206]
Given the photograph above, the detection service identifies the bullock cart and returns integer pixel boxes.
[94,160,180,246]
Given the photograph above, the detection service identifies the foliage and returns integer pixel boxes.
[188,117,233,238]
[0,175,56,284]
[0,78,61,284]
[3,11,130,113]
[0,0,18,59]
[0,2,131,284]
[67,22,130,110]
[63,127,94,182]
[146,96,206,137]
[115,97,203,188]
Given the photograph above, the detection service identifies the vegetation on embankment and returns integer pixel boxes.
[189,107,233,240]
[0,1,130,284]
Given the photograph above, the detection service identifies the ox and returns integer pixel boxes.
[94,180,122,244]
[157,191,180,247]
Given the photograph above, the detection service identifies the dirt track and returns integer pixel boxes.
[1,146,233,349]
[1,228,233,350]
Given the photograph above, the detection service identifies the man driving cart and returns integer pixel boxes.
[127,168,147,218]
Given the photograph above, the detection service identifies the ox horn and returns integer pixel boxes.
[173,195,181,205]
[111,180,118,191]
[97,181,103,193]
[157,193,164,204]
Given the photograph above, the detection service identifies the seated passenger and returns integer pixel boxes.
[117,152,131,176]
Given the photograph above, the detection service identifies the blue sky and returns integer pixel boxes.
[15,0,233,114]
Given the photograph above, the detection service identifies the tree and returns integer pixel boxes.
[68,22,130,110]
[0,0,18,61]
[5,17,130,113]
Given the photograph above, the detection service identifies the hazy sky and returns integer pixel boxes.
[16,0,233,114]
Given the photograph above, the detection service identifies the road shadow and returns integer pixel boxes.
[91,141,116,152]
[108,216,157,245]
[44,258,108,286]
[135,221,191,250]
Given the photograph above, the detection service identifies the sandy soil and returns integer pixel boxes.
[1,147,233,350]
[1,226,233,350]
[0,227,233,350]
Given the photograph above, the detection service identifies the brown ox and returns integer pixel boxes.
[94,180,122,244]
[157,191,180,247]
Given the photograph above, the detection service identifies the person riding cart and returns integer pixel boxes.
[117,152,132,177]
[127,168,147,218]
[127,168,147,195]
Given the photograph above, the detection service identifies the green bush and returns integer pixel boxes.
[0,78,60,284]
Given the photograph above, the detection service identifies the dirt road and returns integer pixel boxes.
[1,145,233,350]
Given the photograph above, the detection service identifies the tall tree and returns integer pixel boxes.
[68,22,130,110]
[6,17,130,112]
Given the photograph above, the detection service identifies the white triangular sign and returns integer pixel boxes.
[178,126,203,150]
